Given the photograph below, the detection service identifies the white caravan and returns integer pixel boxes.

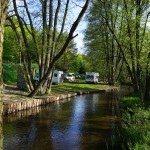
[34,69,63,84]
[52,70,63,84]
[85,72,99,83]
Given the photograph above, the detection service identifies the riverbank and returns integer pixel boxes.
[2,83,119,115]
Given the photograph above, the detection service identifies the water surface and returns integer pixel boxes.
[3,92,120,150]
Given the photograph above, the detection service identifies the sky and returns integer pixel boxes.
[71,1,88,54]
[74,20,87,54]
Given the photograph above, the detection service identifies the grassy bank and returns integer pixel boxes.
[113,96,150,150]
[4,82,117,99]
[51,82,115,94]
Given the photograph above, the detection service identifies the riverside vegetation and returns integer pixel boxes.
[109,96,150,150]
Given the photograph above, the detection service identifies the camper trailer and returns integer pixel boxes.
[85,72,99,83]
[52,70,63,84]
[34,69,63,84]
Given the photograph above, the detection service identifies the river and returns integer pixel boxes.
[3,92,121,150]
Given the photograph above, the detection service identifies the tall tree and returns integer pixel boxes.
[9,0,91,97]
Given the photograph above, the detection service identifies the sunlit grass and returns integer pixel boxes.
[121,96,141,107]
[51,82,116,94]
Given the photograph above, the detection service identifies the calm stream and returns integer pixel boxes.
[3,92,121,150]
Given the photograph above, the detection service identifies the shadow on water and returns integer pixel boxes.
[3,90,131,150]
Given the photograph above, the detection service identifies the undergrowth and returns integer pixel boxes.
[108,96,150,150]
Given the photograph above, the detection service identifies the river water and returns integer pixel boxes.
[3,92,121,150]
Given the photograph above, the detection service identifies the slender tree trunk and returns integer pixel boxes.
[45,0,53,70]
[135,0,142,94]
[13,0,34,92]
[41,0,47,79]
[144,52,150,100]
[124,0,140,92]
[144,73,150,100]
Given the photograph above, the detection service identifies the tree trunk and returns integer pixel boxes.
[144,74,150,100]
[0,0,8,149]
[0,0,7,89]
[144,52,150,100]
[13,0,34,92]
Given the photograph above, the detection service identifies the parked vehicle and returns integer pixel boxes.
[52,70,63,84]
[63,73,75,82]
[85,72,99,83]
[34,69,63,84]
[74,74,81,78]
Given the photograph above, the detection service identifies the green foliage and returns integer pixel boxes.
[56,52,88,74]
[3,21,39,63]
[121,106,150,150]
[114,96,150,150]
[3,63,18,84]
[3,27,20,63]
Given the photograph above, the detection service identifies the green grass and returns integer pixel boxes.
[3,63,18,84]
[118,96,150,150]
[51,82,115,94]
[121,96,141,107]
[121,106,150,150]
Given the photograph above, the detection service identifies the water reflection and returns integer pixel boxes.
[51,97,85,150]
[3,92,120,150]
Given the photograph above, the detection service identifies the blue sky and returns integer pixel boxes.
[71,1,88,54]
[74,20,87,54]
